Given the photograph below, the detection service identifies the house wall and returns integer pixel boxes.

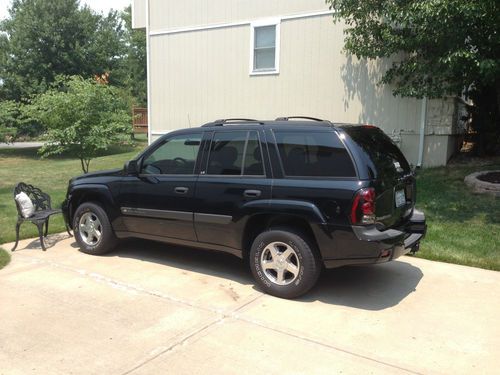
[135,0,459,167]
[132,0,146,29]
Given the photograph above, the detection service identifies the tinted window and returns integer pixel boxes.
[142,133,202,175]
[207,131,264,176]
[274,131,356,177]
[343,127,411,178]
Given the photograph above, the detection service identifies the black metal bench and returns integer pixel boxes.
[12,182,72,251]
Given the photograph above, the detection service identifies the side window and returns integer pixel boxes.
[206,131,264,176]
[142,133,202,175]
[274,131,356,177]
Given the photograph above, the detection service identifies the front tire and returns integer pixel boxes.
[249,228,321,299]
[73,202,117,255]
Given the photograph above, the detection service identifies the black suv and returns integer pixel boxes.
[63,117,426,299]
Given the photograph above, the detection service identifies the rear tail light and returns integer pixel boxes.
[351,188,376,225]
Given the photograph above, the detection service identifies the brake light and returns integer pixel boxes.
[351,188,376,225]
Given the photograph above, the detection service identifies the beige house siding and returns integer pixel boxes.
[132,0,146,29]
[134,0,459,167]
[149,0,331,32]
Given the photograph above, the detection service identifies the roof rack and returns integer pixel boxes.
[201,118,264,127]
[275,116,335,126]
[275,116,325,122]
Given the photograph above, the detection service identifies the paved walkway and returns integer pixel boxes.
[0,141,44,149]
[1,234,499,374]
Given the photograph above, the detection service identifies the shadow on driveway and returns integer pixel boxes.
[75,238,423,311]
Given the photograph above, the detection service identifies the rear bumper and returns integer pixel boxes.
[323,209,426,268]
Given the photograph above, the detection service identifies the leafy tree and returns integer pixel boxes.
[26,76,132,173]
[0,0,125,101]
[0,101,20,142]
[119,6,147,106]
[327,0,500,152]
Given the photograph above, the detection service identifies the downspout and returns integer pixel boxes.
[417,97,428,167]
[146,0,152,145]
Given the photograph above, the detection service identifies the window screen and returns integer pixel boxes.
[207,131,264,176]
[274,131,356,177]
[254,25,276,71]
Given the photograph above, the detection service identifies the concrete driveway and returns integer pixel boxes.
[1,234,499,375]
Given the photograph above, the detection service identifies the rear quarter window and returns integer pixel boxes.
[273,130,356,178]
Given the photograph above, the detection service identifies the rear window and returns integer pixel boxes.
[343,127,411,177]
[274,131,356,177]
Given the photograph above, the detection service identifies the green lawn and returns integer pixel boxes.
[0,142,146,245]
[415,159,500,271]
[0,143,498,271]
[0,248,11,269]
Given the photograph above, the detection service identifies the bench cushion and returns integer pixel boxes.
[15,192,35,218]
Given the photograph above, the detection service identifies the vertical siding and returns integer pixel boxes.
[132,0,146,29]
[150,16,422,136]
[149,0,329,32]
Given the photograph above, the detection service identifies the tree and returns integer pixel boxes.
[0,0,125,101]
[26,76,132,173]
[119,6,147,106]
[0,101,19,142]
[326,0,500,152]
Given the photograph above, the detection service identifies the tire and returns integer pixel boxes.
[249,228,322,299]
[73,202,117,255]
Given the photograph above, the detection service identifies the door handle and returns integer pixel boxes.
[243,189,261,198]
[175,187,189,194]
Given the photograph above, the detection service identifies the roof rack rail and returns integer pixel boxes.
[275,116,325,122]
[201,118,264,127]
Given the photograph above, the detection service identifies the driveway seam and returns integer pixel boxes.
[120,316,225,375]
[234,316,424,375]
[119,294,264,374]
[16,256,223,314]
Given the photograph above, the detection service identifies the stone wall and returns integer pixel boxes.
[425,97,462,136]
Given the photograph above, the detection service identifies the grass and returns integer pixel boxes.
[0,141,146,245]
[0,248,11,269]
[415,158,500,271]
[0,142,498,271]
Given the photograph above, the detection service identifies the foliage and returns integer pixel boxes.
[26,76,132,173]
[119,6,147,106]
[0,141,146,244]
[0,100,19,142]
[0,248,11,270]
[0,0,125,101]
[326,0,500,152]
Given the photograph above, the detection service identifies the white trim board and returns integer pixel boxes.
[249,18,281,76]
[146,0,152,145]
[149,9,335,37]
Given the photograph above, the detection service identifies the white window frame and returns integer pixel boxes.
[249,18,281,76]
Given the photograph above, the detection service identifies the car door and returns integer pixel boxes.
[194,129,272,250]
[118,131,203,241]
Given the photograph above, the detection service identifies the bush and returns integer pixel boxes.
[26,76,132,173]
[0,100,19,142]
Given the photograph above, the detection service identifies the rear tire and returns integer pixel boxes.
[249,228,321,299]
[73,202,117,255]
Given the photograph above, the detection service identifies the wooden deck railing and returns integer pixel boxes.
[132,107,148,134]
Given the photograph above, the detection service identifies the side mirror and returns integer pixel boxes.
[124,160,139,175]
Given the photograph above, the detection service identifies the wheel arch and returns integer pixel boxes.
[242,213,321,262]
[68,184,117,228]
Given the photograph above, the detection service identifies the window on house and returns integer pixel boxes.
[251,21,280,74]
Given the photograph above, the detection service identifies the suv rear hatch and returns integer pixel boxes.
[342,125,415,229]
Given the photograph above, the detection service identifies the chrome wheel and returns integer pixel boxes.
[79,212,102,246]
[260,241,300,286]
